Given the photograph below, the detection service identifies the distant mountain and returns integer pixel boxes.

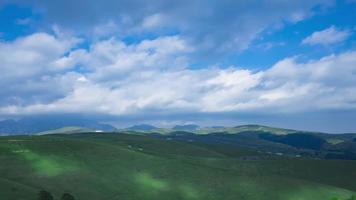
[194,124,297,135]
[0,119,19,134]
[173,124,200,131]
[0,115,116,135]
[210,126,225,128]
[127,124,158,131]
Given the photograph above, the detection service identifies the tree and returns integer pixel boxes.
[38,190,53,200]
[61,193,76,200]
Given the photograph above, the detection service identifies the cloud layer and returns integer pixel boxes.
[1,1,355,132]
[1,32,355,119]
[8,0,332,55]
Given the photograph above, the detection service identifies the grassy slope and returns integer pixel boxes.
[35,127,95,135]
[195,124,298,135]
[0,133,355,200]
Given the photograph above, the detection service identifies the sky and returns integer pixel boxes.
[0,0,356,132]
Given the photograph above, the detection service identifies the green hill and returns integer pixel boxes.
[36,126,97,135]
[0,132,355,200]
[124,124,355,160]
[194,124,298,135]
[121,124,310,135]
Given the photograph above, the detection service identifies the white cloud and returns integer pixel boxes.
[1,32,356,117]
[262,52,356,110]
[302,26,351,45]
[0,32,82,106]
[0,32,80,81]
[72,36,192,81]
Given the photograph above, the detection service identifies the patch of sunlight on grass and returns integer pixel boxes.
[135,172,168,192]
[21,150,78,177]
[179,184,200,199]
[327,139,345,145]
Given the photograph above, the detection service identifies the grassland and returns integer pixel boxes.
[0,133,355,200]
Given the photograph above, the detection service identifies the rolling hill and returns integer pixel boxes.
[0,132,355,200]
[122,124,311,135]
[121,124,356,160]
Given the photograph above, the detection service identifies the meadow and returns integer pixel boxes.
[0,133,355,200]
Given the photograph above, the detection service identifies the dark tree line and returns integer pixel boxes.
[38,190,76,200]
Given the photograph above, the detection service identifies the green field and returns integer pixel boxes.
[0,133,355,200]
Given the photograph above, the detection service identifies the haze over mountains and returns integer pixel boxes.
[2,114,356,136]
[0,115,115,135]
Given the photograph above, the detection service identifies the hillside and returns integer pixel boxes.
[122,124,309,135]
[35,127,97,135]
[122,124,356,160]
[0,132,355,200]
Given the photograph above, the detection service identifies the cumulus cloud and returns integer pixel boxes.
[262,52,356,110]
[0,32,79,80]
[1,32,355,118]
[0,32,192,108]
[0,32,82,106]
[302,26,352,45]
[72,35,193,81]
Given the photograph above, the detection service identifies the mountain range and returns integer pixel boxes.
[0,115,115,135]
[1,117,356,160]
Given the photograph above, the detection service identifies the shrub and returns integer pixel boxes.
[61,193,76,200]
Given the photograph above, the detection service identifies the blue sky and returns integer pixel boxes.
[0,0,355,132]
